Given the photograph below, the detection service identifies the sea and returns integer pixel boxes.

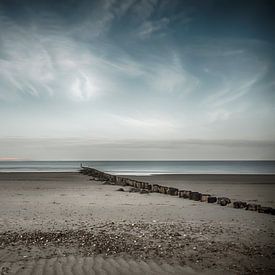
[0,161,275,175]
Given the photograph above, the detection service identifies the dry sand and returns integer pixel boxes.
[0,172,274,274]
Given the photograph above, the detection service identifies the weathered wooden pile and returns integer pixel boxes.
[80,166,275,215]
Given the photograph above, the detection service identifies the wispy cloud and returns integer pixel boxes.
[131,0,159,21]
[205,69,267,108]
[138,17,169,39]
[0,10,197,102]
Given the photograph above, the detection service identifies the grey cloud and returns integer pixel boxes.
[1,137,274,160]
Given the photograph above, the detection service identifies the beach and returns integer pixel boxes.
[0,172,274,274]
[1,0,274,273]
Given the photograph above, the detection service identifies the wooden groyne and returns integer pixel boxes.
[80,166,275,216]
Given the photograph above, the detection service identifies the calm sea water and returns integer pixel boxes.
[0,161,275,175]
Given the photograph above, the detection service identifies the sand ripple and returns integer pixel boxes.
[0,255,204,275]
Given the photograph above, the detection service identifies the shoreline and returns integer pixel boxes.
[1,171,275,174]
[1,171,275,179]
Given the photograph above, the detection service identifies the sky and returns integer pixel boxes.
[0,0,275,160]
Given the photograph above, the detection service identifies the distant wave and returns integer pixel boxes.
[1,160,275,174]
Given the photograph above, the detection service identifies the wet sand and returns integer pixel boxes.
[131,174,275,208]
[0,172,274,274]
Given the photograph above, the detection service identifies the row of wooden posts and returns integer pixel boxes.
[80,166,275,215]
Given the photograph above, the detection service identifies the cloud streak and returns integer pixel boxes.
[1,137,274,160]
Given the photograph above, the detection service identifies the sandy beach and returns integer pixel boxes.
[0,172,274,274]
